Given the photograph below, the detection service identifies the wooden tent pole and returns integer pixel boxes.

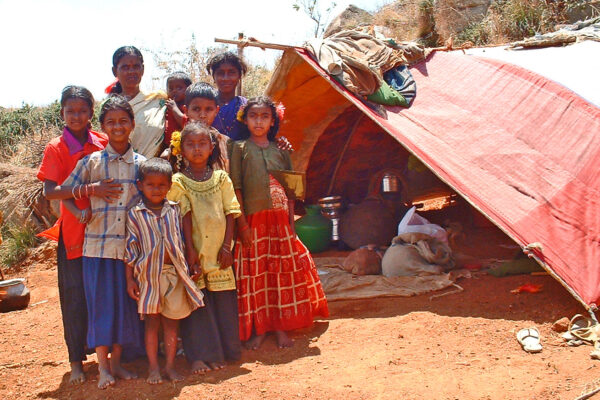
[326,114,364,195]
[236,33,244,96]
[215,38,294,51]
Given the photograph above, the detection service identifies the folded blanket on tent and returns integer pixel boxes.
[306,30,407,96]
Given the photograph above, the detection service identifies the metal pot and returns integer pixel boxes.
[318,196,343,242]
[381,173,400,193]
[0,278,30,312]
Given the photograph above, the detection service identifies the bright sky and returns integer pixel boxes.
[0,0,389,107]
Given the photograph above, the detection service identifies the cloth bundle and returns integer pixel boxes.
[381,233,455,277]
[307,30,407,96]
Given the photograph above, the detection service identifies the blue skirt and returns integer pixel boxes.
[82,257,142,349]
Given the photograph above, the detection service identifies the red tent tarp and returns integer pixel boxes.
[268,48,600,308]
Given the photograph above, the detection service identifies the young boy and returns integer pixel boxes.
[124,157,204,384]
[164,71,192,147]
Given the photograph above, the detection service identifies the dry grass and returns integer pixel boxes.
[2,127,61,168]
[373,0,591,46]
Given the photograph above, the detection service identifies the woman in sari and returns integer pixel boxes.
[109,46,167,158]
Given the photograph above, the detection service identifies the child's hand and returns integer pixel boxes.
[186,248,201,279]
[77,207,92,224]
[91,179,122,203]
[126,278,140,301]
[239,225,252,248]
[190,263,202,281]
[166,98,177,111]
[218,246,233,269]
[276,136,293,152]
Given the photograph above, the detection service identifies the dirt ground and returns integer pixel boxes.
[1,242,598,400]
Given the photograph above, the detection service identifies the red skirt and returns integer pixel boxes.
[235,177,329,341]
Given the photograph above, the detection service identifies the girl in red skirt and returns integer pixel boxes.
[230,96,329,349]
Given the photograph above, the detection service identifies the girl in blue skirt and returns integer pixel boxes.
[61,95,144,389]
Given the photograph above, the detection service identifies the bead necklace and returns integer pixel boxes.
[185,165,212,182]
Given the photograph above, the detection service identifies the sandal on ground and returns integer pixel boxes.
[517,327,542,353]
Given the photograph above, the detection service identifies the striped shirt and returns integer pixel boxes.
[124,200,204,315]
[63,144,145,259]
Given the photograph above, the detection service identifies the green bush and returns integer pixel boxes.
[0,102,61,152]
[0,224,39,268]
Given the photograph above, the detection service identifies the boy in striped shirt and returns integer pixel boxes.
[124,158,204,384]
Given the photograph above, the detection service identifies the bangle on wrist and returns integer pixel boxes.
[240,224,249,232]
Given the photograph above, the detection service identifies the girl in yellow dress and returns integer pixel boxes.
[167,121,241,373]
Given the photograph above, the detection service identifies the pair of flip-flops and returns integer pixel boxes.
[517,327,542,353]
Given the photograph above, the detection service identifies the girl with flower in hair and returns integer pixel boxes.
[167,121,242,373]
[230,96,329,350]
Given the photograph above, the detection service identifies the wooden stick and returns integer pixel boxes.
[236,33,244,96]
[215,37,294,51]
[575,386,600,400]
[429,283,464,301]
[326,114,363,195]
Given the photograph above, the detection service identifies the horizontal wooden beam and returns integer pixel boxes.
[215,37,294,51]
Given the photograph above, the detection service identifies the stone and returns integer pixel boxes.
[552,317,570,333]
[324,5,373,38]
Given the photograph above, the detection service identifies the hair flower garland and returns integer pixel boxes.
[276,103,285,121]
[170,131,182,155]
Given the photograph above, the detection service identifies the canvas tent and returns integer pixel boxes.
[265,42,600,310]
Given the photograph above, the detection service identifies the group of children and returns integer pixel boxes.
[37,50,329,389]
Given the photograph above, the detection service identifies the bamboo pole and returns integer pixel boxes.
[215,37,295,51]
[236,33,244,96]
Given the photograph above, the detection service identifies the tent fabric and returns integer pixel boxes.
[269,47,600,308]
[461,41,600,108]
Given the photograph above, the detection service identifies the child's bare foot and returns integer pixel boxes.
[112,365,137,380]
[98,368,116,389]
[69,361,86,384]
[275,330,293,348]
[208,361,226,370]
[165,367,184,382]
[191,360,210,374]
[146,368,163,384]
[244,334,267,350]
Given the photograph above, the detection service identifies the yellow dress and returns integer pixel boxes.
[167,170,241,291]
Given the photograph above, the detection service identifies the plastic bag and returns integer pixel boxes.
[397,206,448,244]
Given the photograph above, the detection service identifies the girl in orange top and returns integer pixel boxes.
[37,86,111,384]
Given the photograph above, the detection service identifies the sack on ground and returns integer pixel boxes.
[381,234,454,277]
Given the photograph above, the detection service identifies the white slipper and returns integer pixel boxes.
[517,328,542,353]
